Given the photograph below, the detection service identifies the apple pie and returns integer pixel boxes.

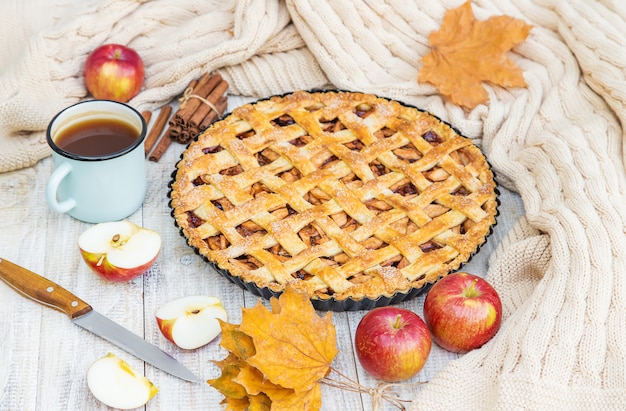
[169,91,498,310]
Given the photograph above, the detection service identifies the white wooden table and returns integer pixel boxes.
[0,96,524,411]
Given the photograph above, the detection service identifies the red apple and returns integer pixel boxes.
[78,220,161,282]
[84,44,144,102]
[423,272,502,353]
[355,307,431,382]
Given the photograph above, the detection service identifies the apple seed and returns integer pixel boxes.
[110,233,128,248]
[78,220,161,282]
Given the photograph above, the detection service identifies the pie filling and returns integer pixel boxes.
[171,91,497,303]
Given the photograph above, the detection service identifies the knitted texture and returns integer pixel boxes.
[2,0,626,409]
[407,1,626,409]
[0,0,327,173]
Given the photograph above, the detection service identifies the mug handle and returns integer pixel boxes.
[46,162,77,214]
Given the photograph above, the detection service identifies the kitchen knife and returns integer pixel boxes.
[0,257,201,383]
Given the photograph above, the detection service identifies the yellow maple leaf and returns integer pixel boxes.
[234,362,322,411]
[418,1,532,109]
[223,397,250,411]
[209,286,338,410]
[270,385,322,411]
[218,320,256,361]
[209,354,273,411]
[248,393,271,411]
[238,287,338,393]
[208,354,248,400]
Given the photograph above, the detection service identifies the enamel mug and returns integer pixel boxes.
[45,100,147,223]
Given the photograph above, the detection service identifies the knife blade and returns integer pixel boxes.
[0,258,201,383]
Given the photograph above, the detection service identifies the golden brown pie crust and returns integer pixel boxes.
[170,90,497,306]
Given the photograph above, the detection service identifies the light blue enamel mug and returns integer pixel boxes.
[45,100,147,223]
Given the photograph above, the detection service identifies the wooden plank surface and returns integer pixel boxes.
[0,95,524,410]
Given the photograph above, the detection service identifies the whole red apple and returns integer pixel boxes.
[84,44,144,102]
[355,307,431,382]
[423,272,502,353]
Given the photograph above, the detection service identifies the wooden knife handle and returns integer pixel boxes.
[0,258,92,319]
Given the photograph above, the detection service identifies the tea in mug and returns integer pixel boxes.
[54,117,140,157]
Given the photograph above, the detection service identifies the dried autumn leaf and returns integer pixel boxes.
[248,393,272,411]
[235,362,323,411]
[238,287,338,393]
[418,1,532,109]
[218,320,256,361]
[233,363,285,397]
[208,354,248,400]
[270,385,322,411]
[209,287,410,409]
[209,354,273,411]
[223,397,250,411]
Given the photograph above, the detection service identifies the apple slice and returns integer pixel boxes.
[78,220,161,282]
[156,296,227,350]
[87,352,158,409]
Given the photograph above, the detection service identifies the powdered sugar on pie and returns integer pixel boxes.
[170,90,498,308]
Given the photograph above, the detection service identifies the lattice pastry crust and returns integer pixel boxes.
[170,91,497,303]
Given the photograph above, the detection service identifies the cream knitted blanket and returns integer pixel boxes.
[3,0,626,409]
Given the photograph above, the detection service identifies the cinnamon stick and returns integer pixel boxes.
[168,125,182,142]
[188,79,229,128]
[198,96,228,130]
[141,110,152,125]
[144,105,172,156]
[180,130,191,144]
[170,78,199,127]
[162,72,229,146]
[173,73,215,124]
[167,96,227,144]
[148,126,174,162]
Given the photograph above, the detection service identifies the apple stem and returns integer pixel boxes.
[393,314,403,329]
[464,278,480,298]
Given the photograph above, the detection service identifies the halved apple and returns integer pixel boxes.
[156,296,227,350]
[78,220,161,282]
[87,352,158,409]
